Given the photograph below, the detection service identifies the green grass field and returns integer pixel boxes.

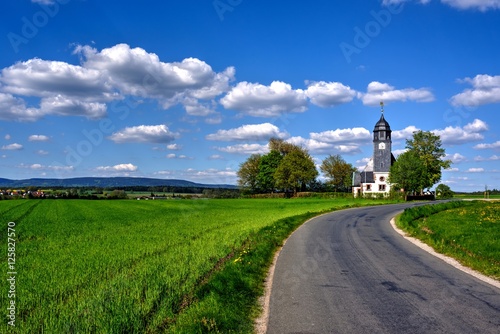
[397,200,500,280]
[0,198,394,333]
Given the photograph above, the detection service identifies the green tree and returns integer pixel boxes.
[274,149,318,195]
[320,154,356,192]
[390,131,451,195]
[237,154,262,193]
[388,150,427,195]
[268,137,297,156]
[406,130,451,193]
[256,150,283,193]
[435,184,453,199]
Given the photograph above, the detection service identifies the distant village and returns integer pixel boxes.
[1,189,46,199]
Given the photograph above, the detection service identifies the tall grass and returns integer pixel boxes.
[0,198,395,333]
[397,200,500,279]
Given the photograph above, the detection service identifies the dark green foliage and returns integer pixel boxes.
[390,131,451,195]
[320,154,356,192]
[257,150,283,193]
[237,138,319,195]
[274,149,318,194]
[238,154,262,194]
[398,201,467,229]
[435,184,453,199]
[108,189,129,199]
[389,150,427,194]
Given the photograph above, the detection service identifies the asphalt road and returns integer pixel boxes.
[267,203,500,334]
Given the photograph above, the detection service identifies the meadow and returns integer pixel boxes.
[397,200,500,280]
[0,197,393,333]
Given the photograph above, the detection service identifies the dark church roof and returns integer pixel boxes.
[374,114,391,132]
[352,171,374,187]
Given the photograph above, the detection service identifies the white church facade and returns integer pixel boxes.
[352,106,396,197]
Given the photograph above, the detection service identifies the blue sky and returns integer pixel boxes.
[1,0,499,192]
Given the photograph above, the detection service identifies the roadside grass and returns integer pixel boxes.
[454,194,500,200]
[396,200,500,280]
[0,198,399,333]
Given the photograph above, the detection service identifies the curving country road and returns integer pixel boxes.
[266,203,500,334]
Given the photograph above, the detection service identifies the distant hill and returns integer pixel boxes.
[0,177,237,189]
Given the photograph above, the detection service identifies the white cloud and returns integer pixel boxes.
[181,168,237,184]
[382,0,500,11]
[0,58,115,100]
[154,170,173,176]
[441,0,500,11]
[0,44,235,121]
[464,118,488,132]
[208,154,225,160]
[443,167,460,172]
[77,43,234,106]
[4,134,11,140]
[95,163,138,172]
[467,167,485,173]
[166,154,192,160]
[392,148,408,157]
[1,143,23,150]
[310,127,371,143]
[474,140,500,150]
[356,157,372,165]
[167,144,182,150]
[286,136,336,154]
[0,93,44,121]
[382,0,430,4]
[215,143,269,155]
[206,123,288,141]
[447,153,467,163]
[39,96,107,119]
[36,150,49,155]
[31,0,56,4]
[360,81,434,106]
[451,75,500,106]
[474,155,500,161]
[28,134,50,142]
[220,81,308,117]
[305,81,357,107]
[287,136,362,155]
[392,125,420,140]
[108,125,179,144]
[285,127,370,154]
[432,119,488,145]
[181,97,217,116]
[18,163,73,171]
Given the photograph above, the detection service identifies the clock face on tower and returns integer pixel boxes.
[379,143,385,150]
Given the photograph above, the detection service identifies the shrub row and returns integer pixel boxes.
[398,200,470,230]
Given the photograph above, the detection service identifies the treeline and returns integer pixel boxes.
[466,189,500,195]
[238,138,356,195]
[0,186,241,200]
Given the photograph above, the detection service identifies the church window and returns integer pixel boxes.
[379,184,386,191]
[379,176,385,182]
[366,184,371,191]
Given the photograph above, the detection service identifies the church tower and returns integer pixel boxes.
[373,102,392,173]
[352,102,396,197]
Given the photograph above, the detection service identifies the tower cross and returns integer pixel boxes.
[380,101,384,114]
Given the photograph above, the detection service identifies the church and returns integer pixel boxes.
[352,103,396,197]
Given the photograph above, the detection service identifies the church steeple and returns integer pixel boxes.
[373,102,392,172]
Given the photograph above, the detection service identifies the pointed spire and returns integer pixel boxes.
[380,101,384,114]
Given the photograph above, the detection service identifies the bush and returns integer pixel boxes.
[398,200,467,230]
[107,190,128,199]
